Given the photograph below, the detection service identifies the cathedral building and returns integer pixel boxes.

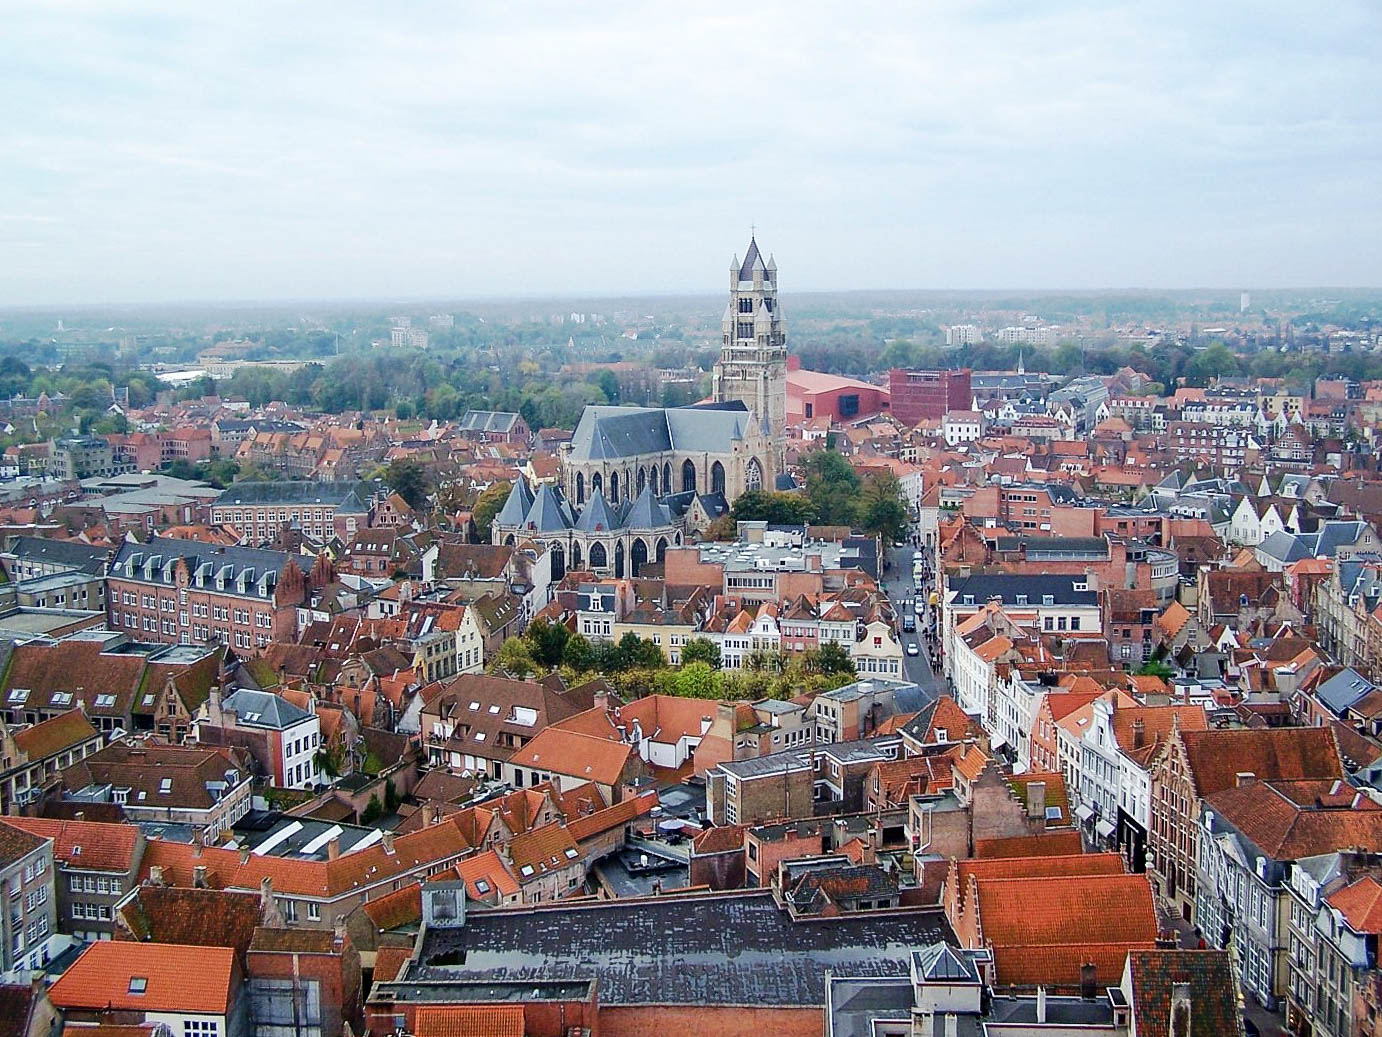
[491,238,790,579]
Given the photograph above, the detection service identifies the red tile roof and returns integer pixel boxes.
[414,1005,524,1037]
[973,831,1084,859]
[50,940,236,1014]
[1328,875,1382,934]
[361,882,422,932]
[1179,727,1344,797]
[565,790,658,843]
[5,816,139,873]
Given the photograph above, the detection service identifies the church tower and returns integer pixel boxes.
[713,236,788,471]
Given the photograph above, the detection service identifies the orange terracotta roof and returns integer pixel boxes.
[5,816,138,873]
[509,727,635,787]
[565,790,658,843]
[50,941,236,1014]
[952,744,990,782]
[414,1005,524,1037]
[373,945,412,984]
[506,823,579,877]
[973,831,1084,859]
[454,849,519,900]
[362,882,422,931]
[996,942,1156,989]
[1328,875,1382,934]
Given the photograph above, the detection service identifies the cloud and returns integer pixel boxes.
[1,1,1380,303]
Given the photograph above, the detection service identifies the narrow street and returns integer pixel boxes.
[883,535,945,699]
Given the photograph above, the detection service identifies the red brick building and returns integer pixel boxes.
[107,537,323,650]
[888,368,972,425]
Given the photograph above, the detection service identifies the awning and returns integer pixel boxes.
[1074,804,1095,823]
[1095,818,1117,839]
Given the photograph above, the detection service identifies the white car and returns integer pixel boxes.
[906,643,920,656]
[914,601,926,615]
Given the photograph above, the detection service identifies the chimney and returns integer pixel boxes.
[944,1013,958,1037]
[327,836,341,861]
[1236,771,1256,787]
[381,831,395,854]
[1170,981,1193,1037]
[1080,963,1097,1000]
[1036,986,1047,1024]
[192,865,208,889]
[1025,780,1047,820]
[1131,717,1146,750]
[240,846,251,865]
[74,811,85,822]
[149,865,165,886]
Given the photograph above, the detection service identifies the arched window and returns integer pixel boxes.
[550,544,565,581]
[631,538,648,577]
[746,457,763,491]
[656,537,668,562]
[636,468,646,495]
[591,472,602,499]
[609,471,619,501]
[711,460,726,496]
[589,542,607,569]
[648,465,658,494]
[614,541,625,578]
[571,542,583,570]
[575,472,585,505]
[504,533,515,546]
[682,460,696,493]
[663,463,672,493]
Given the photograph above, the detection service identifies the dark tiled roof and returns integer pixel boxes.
[115,886,261,960]
[1127,949,1245,1037]
[213,481,370,511]
[405,890,951,1007]
[0,821,45,868]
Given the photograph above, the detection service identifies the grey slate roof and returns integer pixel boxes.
[738,236,764,280]
[221,687,312,730]
[1257,531,1312,565]
[946,573,1098,606]
[405,890,951,1006]
[110,537,298,591]
[622,485,673,530]
[6,536,110,574]
[214,481,370,512]
[494,479,534,528]
[458,410,521,433]
[1315,668,1376,716]
[568,403,750,462]
[573,491,623,534]
[520,484,573,533]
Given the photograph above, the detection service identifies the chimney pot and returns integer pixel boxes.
[1080,962,1097,1000]
[1236,771,1256,787]
[192,865,208,889]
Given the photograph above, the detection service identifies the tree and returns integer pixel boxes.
[526,617,570,668]
[672,662,720,699]
[562,632,596,672]
[490,636,537,678]
[616,631,665,671]
[385,778,400,811]
[802,449,861,527]
[681,637,721,668]
[813,641,856,676]
[729,490,815,526]
[857,472,910,543]
[361,794,383,824]
[472,481,512,542]
[385,457,430,511]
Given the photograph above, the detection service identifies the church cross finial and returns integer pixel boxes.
[750,222,756,239]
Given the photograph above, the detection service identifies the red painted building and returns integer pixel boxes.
[785,357,889,424]
[888,368,972,425]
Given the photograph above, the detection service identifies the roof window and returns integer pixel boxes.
[128,977,148,995]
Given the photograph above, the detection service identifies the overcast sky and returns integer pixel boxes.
[3,2,1380,305]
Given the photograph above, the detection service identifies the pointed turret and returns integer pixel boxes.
[521,483,573,533]
[574,490,623,534]
[623,484,672,530]
[494,479,535,528]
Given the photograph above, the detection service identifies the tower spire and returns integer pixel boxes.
[1017,349,1025,375]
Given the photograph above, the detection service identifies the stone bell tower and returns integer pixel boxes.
[713,235,787,472]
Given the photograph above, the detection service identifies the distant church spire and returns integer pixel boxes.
[1017,349,1025,375]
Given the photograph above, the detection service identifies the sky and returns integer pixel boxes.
[3,1,1381,305]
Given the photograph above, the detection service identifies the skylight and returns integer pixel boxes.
[475,879,490,893]
[520,865,534,877]
[158,778,172,794]
[564,848,579,859]
[128,977,148,995]
[7,689,27,703]
[52,692,73,706]
[95,694,116,708]
[469,701,481,711]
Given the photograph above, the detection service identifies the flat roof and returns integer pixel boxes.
[407,889,952,1007]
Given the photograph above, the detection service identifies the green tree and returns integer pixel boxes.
[562,632,596,672]
[616,631,665,670]
[526,617,570,668]
[385,457,430,511]
[673,662,720,698]
[361,794,383,824]
[490,636,537,678]
[681,637,721,668]
[857,472,910,542]
[729,490,815,525]
[802,449,861,527]
[812,641,856,676]
[472,481,512,541]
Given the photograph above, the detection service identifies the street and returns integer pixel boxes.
[883,537,945,699]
